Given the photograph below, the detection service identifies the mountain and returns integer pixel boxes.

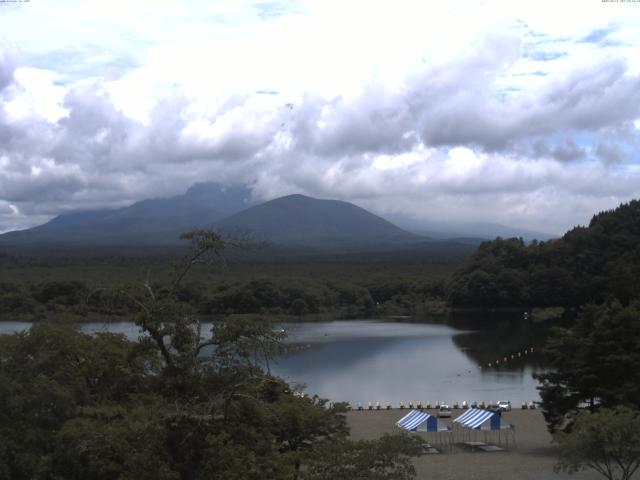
[215,194,422,252]
[0,188,422,252]
[391,219,555,242]
[0,186,479,256]
[0,183,252,246]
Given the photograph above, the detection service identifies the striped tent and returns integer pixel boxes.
[396,409,437,432]
[453,408,500,430]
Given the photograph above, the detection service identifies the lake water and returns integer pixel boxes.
[0,315,548,406]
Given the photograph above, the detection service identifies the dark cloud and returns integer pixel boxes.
[413,53,640,152]
[531,138,586,162]
[596,142,623,165]
[551,139,587,162]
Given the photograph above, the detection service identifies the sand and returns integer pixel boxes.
[346,409,612,480]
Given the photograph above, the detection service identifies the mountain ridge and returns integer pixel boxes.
[216,194,421,249]
[0,183,544,255]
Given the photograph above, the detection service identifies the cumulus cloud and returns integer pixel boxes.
[1,2,640,235]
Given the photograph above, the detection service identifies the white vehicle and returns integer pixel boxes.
[497,400,512,412]
[438,405,452,418]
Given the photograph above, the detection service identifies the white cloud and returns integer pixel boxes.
[1,1,640,234]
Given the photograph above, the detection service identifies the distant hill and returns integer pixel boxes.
[215,194,422,252]
[390,217,555,242]
[447,199,640,308]
[0,187,425,253]
[0,185,489,257]
[0,183,252,246]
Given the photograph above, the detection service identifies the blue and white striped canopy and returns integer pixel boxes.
[396,410,431,431]
[453,409,496,429]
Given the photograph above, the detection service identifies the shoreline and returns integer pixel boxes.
[346,409,604,480]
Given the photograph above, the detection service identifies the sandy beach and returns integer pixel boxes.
[347,409,611,480]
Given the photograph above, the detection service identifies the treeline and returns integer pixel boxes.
[447,200,640,308]
[0,231,425,480]
[0,275,447,321]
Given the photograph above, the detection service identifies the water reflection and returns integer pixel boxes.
[273,318,549,406]
[446,312,548,371]
[0,315,552,405]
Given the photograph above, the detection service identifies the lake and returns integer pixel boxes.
[0,314,548,406]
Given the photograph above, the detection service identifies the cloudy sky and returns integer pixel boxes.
[1,0,640,235]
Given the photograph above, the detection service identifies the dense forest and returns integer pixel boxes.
[447,200,640,308]
[0,256,450,321]
[3,202,640,477]
[4,199,640,320]
[0,231,424,479]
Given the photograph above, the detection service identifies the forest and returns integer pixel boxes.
[0,230,426,480]
[0,254,452,322]
[3,200,640,322]
[3,202,640,478]
[447,200,640,308]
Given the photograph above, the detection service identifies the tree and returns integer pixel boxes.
[0,321,156,480]
[535,302,640,432]
[302,434,424,480]
[0,230,423,479]
[555,407,640,480]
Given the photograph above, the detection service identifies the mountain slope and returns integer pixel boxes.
[0,183,252,246]
[215,194,421,251]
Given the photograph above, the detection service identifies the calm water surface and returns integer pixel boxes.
[274,319,545,406]
[0,316,547,406]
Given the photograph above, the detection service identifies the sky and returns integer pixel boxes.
[0,0,640,235]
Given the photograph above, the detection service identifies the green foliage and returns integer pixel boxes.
[0,230,423,479]
[32,280,88,306]
[203,278,377,318]
[448,199,640,307]
[555,407,640,480]
[0,322,155,479]
[0,255,454,321]
[535,303,640,432]
[302,433,424,480]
